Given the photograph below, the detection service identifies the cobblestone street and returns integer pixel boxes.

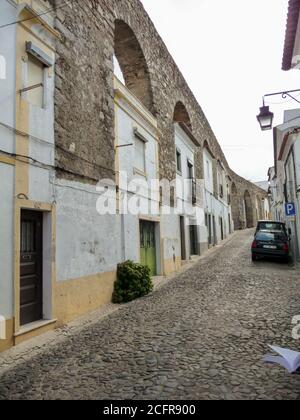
[0,229,300,400]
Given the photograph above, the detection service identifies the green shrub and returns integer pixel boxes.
[112,260,153,304]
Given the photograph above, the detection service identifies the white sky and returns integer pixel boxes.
[140,0,300,182]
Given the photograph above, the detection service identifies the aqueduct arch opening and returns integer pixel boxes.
[114,19,154,112]
[173,101,192,131]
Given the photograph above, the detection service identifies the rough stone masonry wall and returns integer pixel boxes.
[51,0,266,223]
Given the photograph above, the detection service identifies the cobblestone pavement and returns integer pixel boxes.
[1,229,300,400]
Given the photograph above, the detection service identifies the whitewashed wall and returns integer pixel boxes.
[161,212,181,263]
[0,1,16,154]
[0,164,14,319]
[55,179,122,281]
[203,148,233,245]
[174,124,204,257]
[0,1,16,322]
[294,139,300,255]
[27,55,55,203]
[115,79,161,270]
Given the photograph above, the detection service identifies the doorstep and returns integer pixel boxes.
[14,319,57,346]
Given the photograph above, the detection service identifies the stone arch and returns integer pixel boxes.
[173,101,192,130]
[244,190,254,228]
[114,19,154,112]
[203,140,214,157]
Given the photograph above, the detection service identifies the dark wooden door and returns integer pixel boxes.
[180,216,186,260]
[20,210,43,326]
[189,225,198,256]
[208,215,212,245]
[220,217,224,241]
[213,216,217,245]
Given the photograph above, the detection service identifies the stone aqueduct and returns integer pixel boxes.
[50,0,266,229]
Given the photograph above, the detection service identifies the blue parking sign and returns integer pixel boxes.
[285,202,296,217]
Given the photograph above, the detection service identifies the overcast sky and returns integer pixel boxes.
[140,0,300,182]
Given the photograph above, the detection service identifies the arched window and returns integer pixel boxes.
[0,55,6,80]
[114,20,153,112]
[173,101,192,131]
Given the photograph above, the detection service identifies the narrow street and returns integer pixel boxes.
[0,229,300,400]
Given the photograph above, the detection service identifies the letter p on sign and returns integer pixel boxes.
[0,315,6,340]
[285,202,296,217]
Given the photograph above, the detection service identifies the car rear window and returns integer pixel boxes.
[256,231,286,241]
[258,222,284,231]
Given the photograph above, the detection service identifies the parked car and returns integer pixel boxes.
[255,220,287,235]
[251,230,290,262]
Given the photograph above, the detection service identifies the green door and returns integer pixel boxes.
[140,221,157,276]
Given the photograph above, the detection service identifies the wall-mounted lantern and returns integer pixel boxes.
[257,89,300,131]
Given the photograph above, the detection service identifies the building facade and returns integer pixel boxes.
[0,0,58,351]
[0,0,266,352]
[269,110,300,260]
[114,76,161,276]
[282,0,300,71]
[279,0,300,259]
[203,146,233,248]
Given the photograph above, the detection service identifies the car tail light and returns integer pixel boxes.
[283,243,289,251]
[252,240,257,249]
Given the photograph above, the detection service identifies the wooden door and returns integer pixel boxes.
[220,217,224,241]
[20,210,43,326]
[189,225,198,256]
[180,216,186,261]
[140,221,157,276]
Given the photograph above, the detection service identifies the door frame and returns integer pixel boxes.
[14,199,55,333]
[20,209,43,326]
[138,216,161,276]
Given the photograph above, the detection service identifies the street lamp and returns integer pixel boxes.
[257,103,274,131]
[257,89,300,131]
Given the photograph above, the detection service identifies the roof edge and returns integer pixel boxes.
[282,0,300,71]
